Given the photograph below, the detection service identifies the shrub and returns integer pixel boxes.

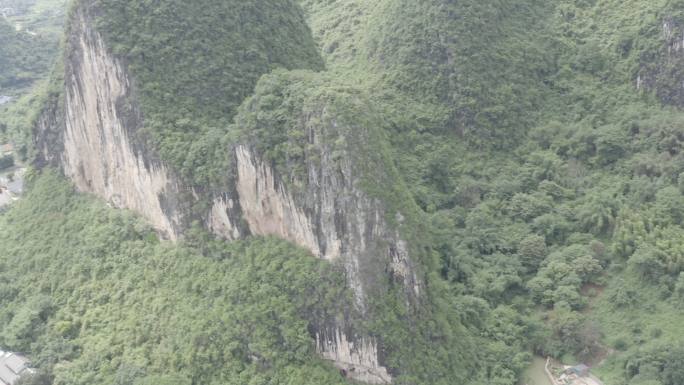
[614,338,628,351]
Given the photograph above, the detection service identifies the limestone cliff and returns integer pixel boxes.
[34,2,423,384]
[211,144,420,309]
[205,141,404,383]
[35,5,186,238]
[316,329,392,385]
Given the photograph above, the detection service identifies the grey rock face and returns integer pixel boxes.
[638,16,684,107]
[316,328,392,384]
[35,3,423,383]
[35,6,186,239]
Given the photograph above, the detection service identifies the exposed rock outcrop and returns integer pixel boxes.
[231,145,323,257]
[219,143,420,310]
[316,328,392,384]
[637,15,684,107]
[211,138,419,383]
[35,6,186,238]
[34,3,423,384]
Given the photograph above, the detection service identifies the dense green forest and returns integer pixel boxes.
[0,0,65,159]
[2,0,684,384]
[0,0,63,90]
[0,24,54,92]
[92,0,324,186]
[0,172,355,385]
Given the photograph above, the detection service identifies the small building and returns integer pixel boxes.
[565,364,590,377]
[0,350,33,385]
[0,96,11,106]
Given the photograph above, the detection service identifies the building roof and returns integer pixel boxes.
[0,144,13,153]
[0,351,31,385]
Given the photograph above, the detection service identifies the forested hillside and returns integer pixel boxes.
[0,173,354,385]
[0,19,51,89]
[0,0,64,91]
[299,0,684,383]
[91,0,324,185]
[0,0,65,158]
[2,0,684,385]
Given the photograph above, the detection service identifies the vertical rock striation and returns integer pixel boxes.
[638,14,684,108]
[36,6,185,238]
[316,329,392,384]
[35,3,423,384]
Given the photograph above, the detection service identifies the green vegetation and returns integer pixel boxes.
[3,0,684,384]
[1,0,65,160]
[0,172,353,385]
[0,17,56,91]
[299,0,684,383]
[0,82,53,160]
[0,0,66,35]
[0,0,64,91]
[592,272,684,385]
[93,0,324,185]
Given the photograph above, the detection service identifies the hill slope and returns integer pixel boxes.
[0,14,57,90]
[0,172,353,385]
[10,0,684,385]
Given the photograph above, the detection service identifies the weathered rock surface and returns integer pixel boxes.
[638,15,684,107]
[34,3,423,383]
[208,136,420,382]
[316,328,392,384]
[35,5,185,238]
